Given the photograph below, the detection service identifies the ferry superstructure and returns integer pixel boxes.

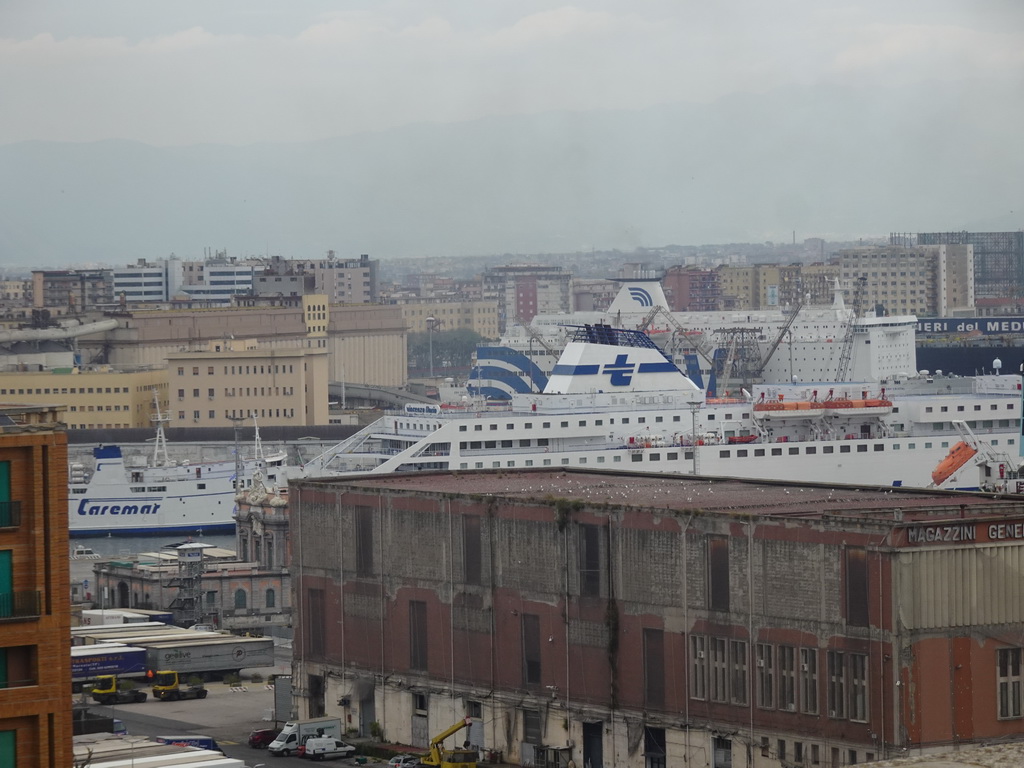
[307,325,1023,491]
[470,280,918,399]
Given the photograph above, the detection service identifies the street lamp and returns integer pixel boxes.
[426,316,438,378]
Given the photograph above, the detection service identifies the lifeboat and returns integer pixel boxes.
[753,398,893,419]
[727,434,758,444]
[931,441,978,486]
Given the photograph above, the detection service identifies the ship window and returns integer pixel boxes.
[507,461,515,467]
[823,445,834,454]
[538,439,549,447]
[638,417,646,424]
[622,418,630,424]
[543,422,550,428]
[507,424,514,430]
[719,450,730,458]
[805,447,816,454]
[755,449,765,457]
[490,424,498,430]
[656,416,664,423]
[197,484,206,490]
[908,443,916,449]
[562,458,570,465]
[579,421,586,427]
[983,420,993,428]
[925,407,933,413]
[493,462,500,468]
[597,456,605,463]
[736,450,747,458]
[614,455,622,462]
[957,406,964,412]
[525,423,532,429]
[1010,404,1016,410]
[596,420,603,426]
[561,421,569,428]
[674,416,681,422]
[475,462,483,469]
[460,442,467,449]
[925,442,933,449]
[840,445,851,453]
[974,405,982,411]
[772,448,782,456]
[525,460,533,466]
[874,444,884,451]
[475,424,482,431]
[470,441,481,449]
[632,453,643,462]
[707,414,715,420]
[892,444,900,450]
[147,486,167,492]
[459,426,467,432]
[684,451,693,460]
[668,452,678,460]
[501,440,512,448]
[941,406,948,412]
[789,447,799,455]
[579,458,586,464]
[460,463,468,469]
[992,405,999,411]
[519,440,530,447]
[857,445,868,452]
[485,441,496,448]
[544,459,552,466]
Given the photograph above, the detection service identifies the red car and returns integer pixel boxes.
[248,729,278,749]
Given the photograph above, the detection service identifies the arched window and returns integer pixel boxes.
[234,588,247,609]
[266,588,276,608]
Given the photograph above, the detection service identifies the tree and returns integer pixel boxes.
[408,328,484,375]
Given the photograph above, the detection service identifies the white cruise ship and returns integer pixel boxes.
[306,325,1023,492]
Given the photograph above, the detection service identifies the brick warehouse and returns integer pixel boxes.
[289,470,1024,768]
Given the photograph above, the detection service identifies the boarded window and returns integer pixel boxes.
[579,524,601,596]
[708,536,730,611]
[355,506,374,576]
[523,709,542,744]
[845,548,869,627]
[463,516,482,585]
[522,614,541,685]
[643,628,665,707]
[307,588,325,658]
[410,600,428,671]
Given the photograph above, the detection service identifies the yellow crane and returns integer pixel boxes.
[420,717,477,768]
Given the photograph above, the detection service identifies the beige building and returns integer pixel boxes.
[0,367,165,429]
[166,339,329,428]
[716,265,758,310]
[77,301,407,388]
[398,300,499,339]
[838,244,974,316]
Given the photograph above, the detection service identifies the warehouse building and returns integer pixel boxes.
[288,469,1024,768]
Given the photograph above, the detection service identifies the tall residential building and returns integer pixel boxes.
[483,265,572,332]
[31,270,112,314]
[838,244,974,317]
[277,253,380,304]
[662,266,720,311]
[0,405,71,767]
[915,231,1024,300]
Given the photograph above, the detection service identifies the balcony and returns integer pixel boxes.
[0,590,41,621]
[0,501,21,528]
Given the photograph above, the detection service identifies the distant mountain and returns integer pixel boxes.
[1,79,1021,268]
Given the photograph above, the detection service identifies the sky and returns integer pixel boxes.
[3,0,1022,147]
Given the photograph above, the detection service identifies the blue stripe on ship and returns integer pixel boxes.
[471,366,536,394]
[69,522,237,537]
[637,362,678,373]
[465,385,519,401]
[551,364,600,376]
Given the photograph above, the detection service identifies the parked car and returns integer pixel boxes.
[387,756,420,768]
[248,728,278,749]
[303,737,356,761]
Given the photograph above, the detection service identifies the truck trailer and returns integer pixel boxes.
[71,644,148,692]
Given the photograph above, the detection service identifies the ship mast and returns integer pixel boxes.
[150,391,170,467]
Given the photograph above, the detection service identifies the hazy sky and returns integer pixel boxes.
[3,0,1022,147]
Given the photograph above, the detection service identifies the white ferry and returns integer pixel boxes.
[68,413,289,537]
[307,324,1022,491]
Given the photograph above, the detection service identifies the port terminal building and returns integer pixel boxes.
[288,469,1024,768]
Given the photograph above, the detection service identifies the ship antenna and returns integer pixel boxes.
[252,415,265,461]
[150,391,170,467]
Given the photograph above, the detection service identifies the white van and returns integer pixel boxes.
[303,737,356,761]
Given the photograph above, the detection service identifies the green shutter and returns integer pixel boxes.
[0,461,9,502]
[0,551,11,618]
[0,729,14,765]
[0,647,7,689]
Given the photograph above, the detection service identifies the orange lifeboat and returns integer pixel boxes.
[931,441,978,486]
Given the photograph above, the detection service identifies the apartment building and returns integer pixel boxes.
[398,301,499,339]
[289,469,1024,768]
[31,270,112,315]
[0,368,165,429]
[482,265,572,332]
[838,244,974,316]
[166,340,329,428]
[0,405,71,767]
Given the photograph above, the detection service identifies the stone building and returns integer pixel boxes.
[288,469,1024,768]
[0,405,72,767]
